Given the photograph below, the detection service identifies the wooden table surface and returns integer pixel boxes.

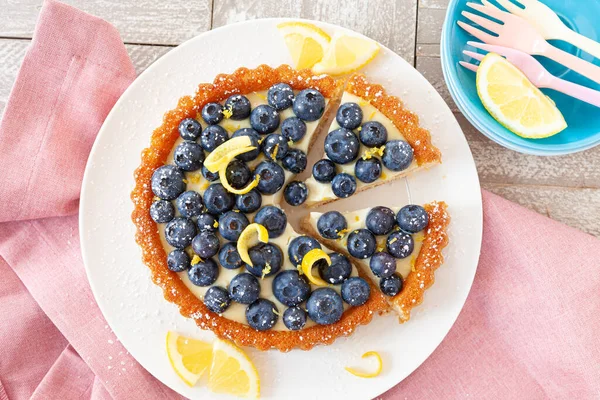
[1,0,598,236]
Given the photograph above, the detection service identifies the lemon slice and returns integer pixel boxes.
[237,223,269,266]
[166,331,213,386]
[204,136,255,172]
[345,351,383,378]
[209,338,260,399]
[312,31,380,75]
[277,22,331,70]
[300,248,330,286]
[476,53,567,139]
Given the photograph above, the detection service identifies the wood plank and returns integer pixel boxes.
[458,114,600,189]
[0,0,211,46]
[416,7,446,44]
[415,56,458,111]
[212,0,418,65]
[483,183,600,237]
[0,39,172,118]
[419,0,450,9]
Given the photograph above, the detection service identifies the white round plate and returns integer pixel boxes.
[80,18,482,400]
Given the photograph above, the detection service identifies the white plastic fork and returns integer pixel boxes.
[458,0,600,83]
[495,0,600,60]
[460,42,600,108]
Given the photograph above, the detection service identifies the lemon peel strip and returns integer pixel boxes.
[345,351,383,378]
[301,248,330,286]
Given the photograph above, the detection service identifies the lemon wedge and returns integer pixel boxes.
[476,52,567,139]
[166,331,213,386]
[312,31,380,75]
[237,223,269,266]
[209,338,260,399]
[300,248,330,286]
[345,351,383,378]
[277,21,331,70]
[204,136,255,173]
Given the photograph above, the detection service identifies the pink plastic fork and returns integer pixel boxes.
[460,42,600,108]
[458,0,600,84]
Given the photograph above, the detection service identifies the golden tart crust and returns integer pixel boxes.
[131,64,391,351]
[301,201,450,323]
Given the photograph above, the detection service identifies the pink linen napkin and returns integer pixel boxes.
[0,1,598,399]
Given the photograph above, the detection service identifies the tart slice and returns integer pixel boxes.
[304,73,442,206]
[301,202,449,322]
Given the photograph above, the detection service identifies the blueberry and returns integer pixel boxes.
[386,231,414,259]
[284,181,308,206]
[203,183,235,215]
[288,236,321,265]
[254,161,285,195]
[324,128,360,165]
[219,242,244,270]
[192,231,220,259]
[200,125,228,152]
[359,121,388,147]
[319,253,352,284]
[369,252,396,278]
[231,128,261,162]
[293,89,326,121]
[280,117,306,143]
[165,217,196,248]
[283,306,307,330]
[201,102,224,125]
[380,273,403,296]
[246,243,283,277]
[197,213,218,232]
[272,270,311,307]
[229,273,260,304]
[306,288,343,325]
[178,118,202,141]
[150,199,175,223]
[204,286,231,314]
[176,191,204,218]
[201,165,219,182]
[224,95,251,120]
[254,206,287,238]
[355,157,382,183]
[382,140,413,171]
[341,277,370,306]
[174,141,205,172]
[235,189,262,213]
[312,159,336,183]
[282,149,307,173]
[366,206,396,235]
[268,83,294,111]
[246,299,278,331]
[347,229,376,259]
[317,211,347,239]
[187,258,219,286]
[218,211,249,241]
[250,104,280,134]
[151,165,186,200]
[225,159,251,189]
[167,249,190,272]
[331,173,357,199]
[336,102,363,130]
[262,134,289,161]
[397,204,429,233]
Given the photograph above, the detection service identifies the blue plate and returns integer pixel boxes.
[441,0,600,155]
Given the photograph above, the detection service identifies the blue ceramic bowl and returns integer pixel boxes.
[441,0,600,155]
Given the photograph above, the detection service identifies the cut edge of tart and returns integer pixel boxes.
[131,64,393,351]
[304,73,443,207]
[301,201,450,322]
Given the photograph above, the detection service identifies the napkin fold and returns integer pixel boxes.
[0,1,598,399]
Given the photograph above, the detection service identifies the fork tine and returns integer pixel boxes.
[459,61,479,73]
[461,11,502,34]
[467,41,495,52]
[493,0,521,13]
[457,21,496,43]
[463,50,485,61]
[474,1,509,20]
